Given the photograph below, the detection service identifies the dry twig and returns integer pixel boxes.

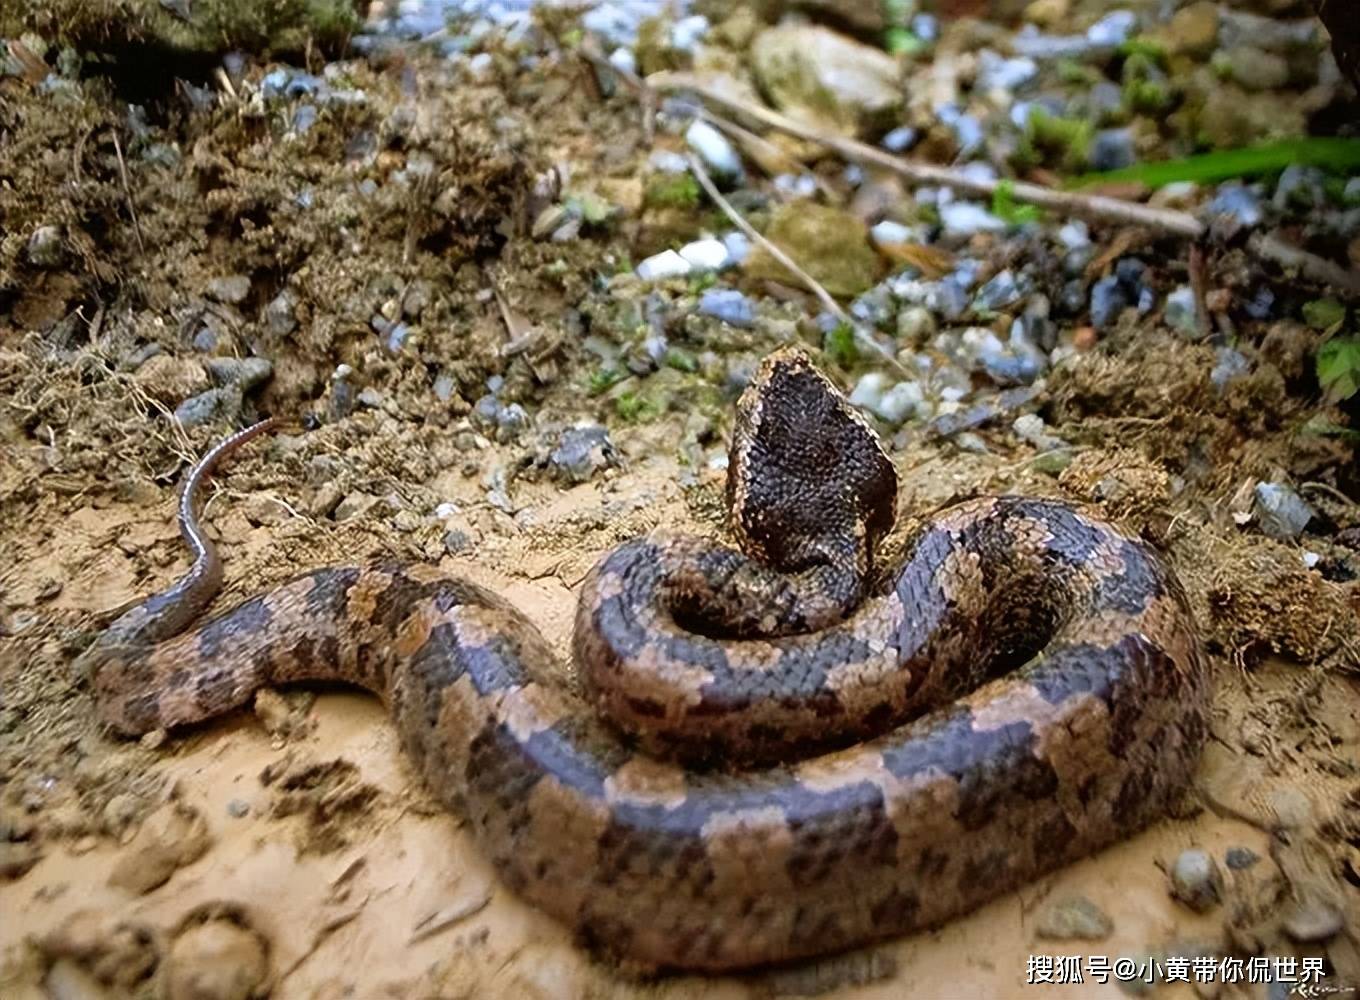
[684,153,910,377]
[110,130,146,255]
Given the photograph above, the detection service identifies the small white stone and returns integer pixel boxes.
[608,47,637,76]
[685,120,742,178]
[636,249,692,281]
[1302,551,1321,569]
[678,238,730,272]
[870,220,918,248]
[940,201,1007,236]
[877,381,925,424]
[849,372,891,412]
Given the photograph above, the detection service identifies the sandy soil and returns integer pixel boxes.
[2,12,1359,1000]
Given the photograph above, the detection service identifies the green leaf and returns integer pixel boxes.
[1317,337,1360,402]
[1304,298,1347,333]
[992,179,1043,225]
[884,28,925,55]
[824,322,858,368]
[588,367,624,396]
[1069,138,1360,188]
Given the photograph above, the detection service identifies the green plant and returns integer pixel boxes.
[1317,337,1360,402]
[991,180,1042,225]
[824,322,858,368]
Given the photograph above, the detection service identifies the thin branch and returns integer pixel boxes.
[1248,232,1360,300]
[684,152,910,378]
[649,71,1207,240]
[111,130,145,255]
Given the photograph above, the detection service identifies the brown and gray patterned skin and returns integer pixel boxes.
[81,347,1211,972]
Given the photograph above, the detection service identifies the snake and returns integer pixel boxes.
[79,346,1211,972]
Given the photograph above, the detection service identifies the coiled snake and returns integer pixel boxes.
[81,347,1211,971]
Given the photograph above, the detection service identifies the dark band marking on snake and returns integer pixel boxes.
[78,346,1211,971]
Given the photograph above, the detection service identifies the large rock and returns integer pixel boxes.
[750,25,903,137]
[743,202,881,298]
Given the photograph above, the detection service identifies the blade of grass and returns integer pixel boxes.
[1069,138,1360,190]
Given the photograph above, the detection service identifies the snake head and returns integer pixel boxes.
[726,346,897,577]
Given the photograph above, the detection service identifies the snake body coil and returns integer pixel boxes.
[81,348,1210,971]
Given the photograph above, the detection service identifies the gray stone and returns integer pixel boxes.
[849,373,922,424]
[443,529,472,555]
[206,356,273,390]
[1165,285,1199,336]
[976,50,1038,92]
[881,126,917,153]
[750,24,903,136]
[1210,347,1250,392]
[1253,483,1315,539]
[1091,128,1136,171]
[226,799,249,818]
[1087,10,1136,47]
[1169,848,1223,913]
[896,306,936,343]
[206,274,251,305]
[636,249,691,281]
[334,491,381,521]
[698,288,755,328]
[678,238,730,272]
[1090,276,1130,331]
[1206,183,1264,238]
[1222,45,1290,91]
[549,425,618,484]
[1224,846,1258,870]
[265,289,298,336]
[974,270,1025,312]
[940,202,1007,236]
[685,120,742,179]
[1273,164,1327,211]
[25,225,64,268]
[174,385,242,428]
[1035,895,1114,941]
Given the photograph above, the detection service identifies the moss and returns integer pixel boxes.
[643,173,701,210]
[1021,106,1093,173]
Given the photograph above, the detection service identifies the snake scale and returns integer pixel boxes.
[80,347,1211,972]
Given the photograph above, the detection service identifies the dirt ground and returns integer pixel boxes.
[2,10,1360,1000]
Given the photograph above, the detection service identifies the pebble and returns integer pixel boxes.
[265,289,297,335]
[870,220,924,250]
[1169,848,1223,913]
[607,47,636,77]
[896,306,936,343]
[722,231,751,266]
[648,149,688,174]
[670,15,709,53]
[174,386,243,429]
[206,357,273,390]
[1253,483,1315,539]
[974,270,1025,312]
[678,238,730,272]
[685,120,742,180]
[1087,10,1136,47]
[164,918,269,1000]
[976,50,1038,92]
[940,202,1007,236]
[1012,27,1096,61]
[1090,128,1135,171]
[1164,285,1199,336]
[549,425,617,484]
[698,288,755,328]
[849,374,923,425]
[1210,347,1250,392]
[206,274,251,305]
[881,126,918,153]
[443,530,472,555]
[226,799,249,818]
[1036,895,1114,940]
[1243,286,1275,320]
[636,249,691,281]
[1273,164,1327,211]
[1224,846,1258,870]
[333,491,380,522]
[1206,183,1264,238]
[1223,45,1289,92]
[1013,413,1066,452]
[982,351,1044,386]
[1282,900,1344,943]
[1057,220,1090,250]
[1089,276,1130,331]
[26,225,64,268]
